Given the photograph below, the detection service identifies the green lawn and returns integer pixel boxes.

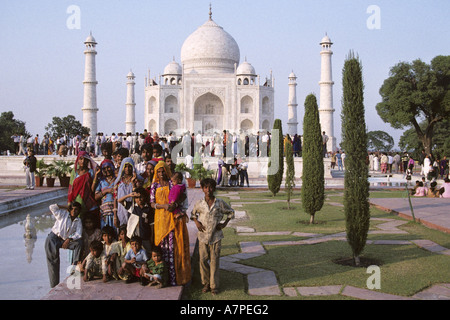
[182,189,450,300]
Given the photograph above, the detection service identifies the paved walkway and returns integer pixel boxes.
[1,185,449,300]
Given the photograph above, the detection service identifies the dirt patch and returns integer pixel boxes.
[296,220,327,225]
[333,256,383,268]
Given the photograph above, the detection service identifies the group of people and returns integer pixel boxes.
[367,151,449,180]
[411,177,450,198]
[44,139,235,296]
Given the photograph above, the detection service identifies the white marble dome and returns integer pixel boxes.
[320,34,332,44]
[236,60,255,75]
[85,34,96,44]
[163,60,182,75]
[181,19,240,74]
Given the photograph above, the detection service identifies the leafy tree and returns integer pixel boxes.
[376,55,450,155]
[301,94,324,224]
[341,53,370,266]
[0,111,29,152]
[399,118,450,158]
[45,115,90,139]
[267,119,284,196]
[367,130,394,152]
[284,138,295,209]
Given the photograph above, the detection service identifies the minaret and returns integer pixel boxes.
[82,32,98,139]
[287,71,298,136]
[125,70,136,134]
[318,34,336,153]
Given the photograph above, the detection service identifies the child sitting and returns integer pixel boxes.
[118,236,149,284]
[413,181,428,197]
[83,240,108,283]
[427,181,439,198]
[101,225,119,280]
[78,215,101,273]
[140,247,168,288]
[169,172,187,219]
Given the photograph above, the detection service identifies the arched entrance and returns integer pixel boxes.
[194,93,224,133]
[164,119,177,135]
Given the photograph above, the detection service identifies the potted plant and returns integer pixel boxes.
[35,158,47,187]
[44,163,57,187]
[53,160,74,187]
[189,166,215,181]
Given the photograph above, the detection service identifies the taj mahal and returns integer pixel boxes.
[81,7,336,153]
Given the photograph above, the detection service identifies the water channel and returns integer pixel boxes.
[0,196,71,300]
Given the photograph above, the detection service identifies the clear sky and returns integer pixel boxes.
[1,0,449,148]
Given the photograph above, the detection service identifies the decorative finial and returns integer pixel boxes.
[209,3,212,20]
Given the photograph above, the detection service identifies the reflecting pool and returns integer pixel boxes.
[0,197,71,300]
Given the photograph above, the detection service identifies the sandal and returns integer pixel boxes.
[211,289,218,296]
[202,284,210,293]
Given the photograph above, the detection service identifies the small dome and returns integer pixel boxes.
[320,34,332,45]
[289,71,296,78]
[85,33,97,44]
[127,70,135,78]
[163,60,182,75]
[236,60,255,75]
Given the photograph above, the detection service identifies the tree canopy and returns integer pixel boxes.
[376,55,450,154]
[399,118,450,158]
[367,130,394,152]
[0,111,29,152]
[45,115,90,139]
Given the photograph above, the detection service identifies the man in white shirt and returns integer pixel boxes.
[44,202,83,288]
[387,153,394,173]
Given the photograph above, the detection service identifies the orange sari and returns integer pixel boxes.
[153,162,191,285]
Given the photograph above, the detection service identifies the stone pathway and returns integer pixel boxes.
[219,191,450,300]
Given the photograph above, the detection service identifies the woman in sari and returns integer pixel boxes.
[93,159,116,229]
[142,160,157,191]
[114,157,141,228]
[150,161,191,286]
[68,151,98,221]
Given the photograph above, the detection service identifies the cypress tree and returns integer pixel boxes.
[301,94,324,223]
[341,53,370,266]
[284,137,295,209]
[267,119,284,196]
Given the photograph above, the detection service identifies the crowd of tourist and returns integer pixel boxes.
[43,133,235,296]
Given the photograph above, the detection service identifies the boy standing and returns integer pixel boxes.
[191,178,234,295]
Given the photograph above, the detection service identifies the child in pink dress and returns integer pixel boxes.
[169,172,187,219]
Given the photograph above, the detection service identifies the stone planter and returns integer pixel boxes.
[46,177,56,187]
[59,176,70,188]
[186,178,197,188]
[35,176,44,187]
